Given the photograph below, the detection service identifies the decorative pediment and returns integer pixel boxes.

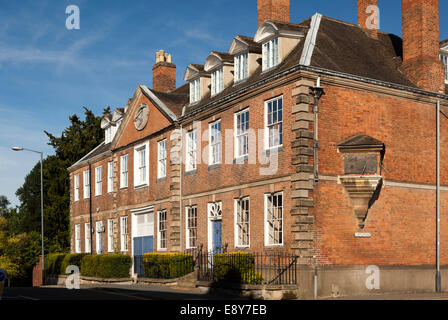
[338,134,385,154]
[441,40,448,53]
[254,21,306,43]
[229,38,248,55]
[229,35,262,55]
[184,64,209,82]
[204,52,233,73]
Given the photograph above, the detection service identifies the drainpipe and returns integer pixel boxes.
[179,124,183,252]
[88,161,93,254]
[310,77,325,183]
[436,100,441,293]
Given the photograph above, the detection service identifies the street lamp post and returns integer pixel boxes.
[12,147,45,285]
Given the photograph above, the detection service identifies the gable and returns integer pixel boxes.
[113,86,174,149]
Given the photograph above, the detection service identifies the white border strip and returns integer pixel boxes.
[299,13,322,66]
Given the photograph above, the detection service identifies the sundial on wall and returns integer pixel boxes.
[134,104,149,131]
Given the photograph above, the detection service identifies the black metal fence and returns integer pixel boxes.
[133,248,298,285]
[196,251,298,285]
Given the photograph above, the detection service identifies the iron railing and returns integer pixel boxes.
[132,246,298,285]
[196,250,298,285]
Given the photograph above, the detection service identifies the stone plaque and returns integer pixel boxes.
[355,232,371,238]
[134,104,149,131]
[344,154,377,174]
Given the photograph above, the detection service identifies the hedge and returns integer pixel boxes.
[81,254,132,278]
[45,253,67,275]
[60,253,88,275]
[143,253,194,279]
[214,252,263,284]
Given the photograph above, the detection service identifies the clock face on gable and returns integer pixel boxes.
[134,104,149,131]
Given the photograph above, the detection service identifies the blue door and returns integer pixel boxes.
[133,236,153,276]
[211,220,222,253]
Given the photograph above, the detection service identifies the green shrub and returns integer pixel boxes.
[242,270,264,285]
[45,253,67,275]
[80,254,131,278]
[143,253,194,279]
[97,254,132,278]
[214,252,255,283]
[80,255,100,277]
[60,253,88,275]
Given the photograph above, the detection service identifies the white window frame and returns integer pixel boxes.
[85,222,91,253]
[96,220,103,254]
[95,166,102,196]
[264,192,284,246]
[120,154,128,189]
[234,197,250,248]
[262,37,279,71]
[107,219,114,253]
[75,224,81,253]
[265,96,283,150]
[158,139,167,179]
[120,216,129,252]
[134,141,149,188]
[186,129,197,172]
[234,108,249,158]
[190,78,201,104]
[441,54,448,83]
[234,53,249,82]
[105,127,112,144]
[83,170,90,199]
[186,206,198,249]
[74,174,79,202]
[157,210,167,251]
[211,68,224,96]
[209,120,222,166]
[107,161,114,193]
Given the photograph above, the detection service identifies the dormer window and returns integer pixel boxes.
[254,21,306,71]
[211,68,224,96]
[105,126,112,144]
[190,78,201,104]
[441,54,448,83]
[262,38,279,71]
[234,53,249,82]
[185,64,210,104]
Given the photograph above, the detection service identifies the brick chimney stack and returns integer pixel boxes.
[401,0,445,92]
[257,0,290,27]
[153,50,176,93]
[358,0,379,39]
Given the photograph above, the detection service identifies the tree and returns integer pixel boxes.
[0,196,9,217]
[15,107,105,251]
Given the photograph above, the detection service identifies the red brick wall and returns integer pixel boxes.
[115,95,173,149]
[314,82,448,266]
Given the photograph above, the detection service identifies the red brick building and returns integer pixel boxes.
[69,0,448,296]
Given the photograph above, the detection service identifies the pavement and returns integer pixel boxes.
[3,284,448,300]
[1,283,248,300]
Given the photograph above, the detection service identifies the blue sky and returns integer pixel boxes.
[1,0,447,207]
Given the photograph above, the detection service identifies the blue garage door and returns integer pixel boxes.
[133,236,153,276]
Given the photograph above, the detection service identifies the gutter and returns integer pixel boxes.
[179,65,448,122]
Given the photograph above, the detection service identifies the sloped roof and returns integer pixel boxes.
[311,16,415,87]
